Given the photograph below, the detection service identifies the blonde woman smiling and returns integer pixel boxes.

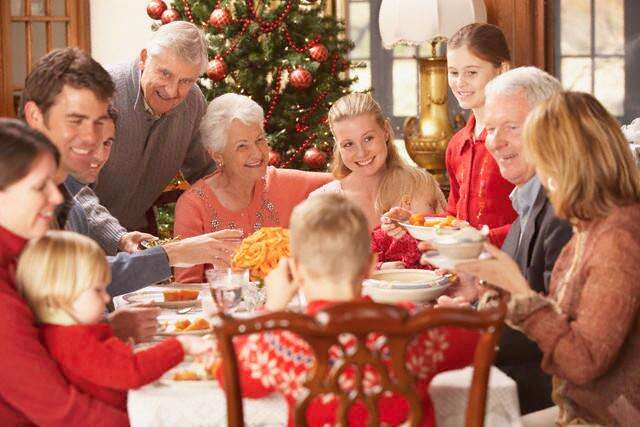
[310,93,445,230]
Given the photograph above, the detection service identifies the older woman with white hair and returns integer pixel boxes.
[173,93,331,282]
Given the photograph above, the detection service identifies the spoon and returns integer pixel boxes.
[177,307,193,315]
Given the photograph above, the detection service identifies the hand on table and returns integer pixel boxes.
[119,231,156,253]
[163,229,243,267]
[108,304,161,343]
[454,243,531,296]
[380,207,411,239]
[264,258,299,312]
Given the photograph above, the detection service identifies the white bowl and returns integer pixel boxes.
[431,233,485,260]
[362,269,450,303]
[399,221,460,242]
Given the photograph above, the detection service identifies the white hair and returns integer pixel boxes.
[485,66,562,107]
[147,21,208,74]
[200,93,265,153]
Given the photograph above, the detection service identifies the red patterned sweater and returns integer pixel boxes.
[42,323,184,410]
[224,299,480,426]
[445,115,517,247]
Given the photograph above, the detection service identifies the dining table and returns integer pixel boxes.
[115,285,523,427]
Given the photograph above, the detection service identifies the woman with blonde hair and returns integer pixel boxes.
[456,91,640,426]
[310,92,445,230]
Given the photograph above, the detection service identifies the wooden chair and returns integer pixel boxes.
[213,300,506,427]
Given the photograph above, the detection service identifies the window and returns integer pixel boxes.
[0,0,90,117]
[555,0,640,122]
[344,0,431,133]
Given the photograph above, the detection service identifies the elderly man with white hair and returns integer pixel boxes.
[472,67,574,418]
[92,21,214,233]
[172,93,331,283]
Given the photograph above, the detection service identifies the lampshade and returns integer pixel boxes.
[379,0,487,48]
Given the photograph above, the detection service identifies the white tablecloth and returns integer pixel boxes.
[128,366,521,427]
[119,287,521,427]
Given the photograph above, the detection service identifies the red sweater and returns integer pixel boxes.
[371,226,433,270]
[445,115,517,246]
[0,226,128,427]
[41,323,184,410]
[224,299,479,426]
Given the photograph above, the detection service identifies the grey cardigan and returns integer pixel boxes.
[64,177,171,297]
[94,60,213,230]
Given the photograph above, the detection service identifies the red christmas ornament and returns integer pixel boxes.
[289,67,313,90]
[309,44,329,62]
[207,57,228,81]
[268,150,282,167]
[147,0,167,20]
[303,147,327,170]
[161,8,181,24]
[208,8,232,29]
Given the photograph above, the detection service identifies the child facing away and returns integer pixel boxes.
[223,193,479,427]
[372,165,446,269]
[15,230,210,412]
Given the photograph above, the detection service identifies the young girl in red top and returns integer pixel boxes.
[224,193,479,426]
[373,166,446,269]
[15,230,210,412]
[383,23,517,247]
[445,23,517,246]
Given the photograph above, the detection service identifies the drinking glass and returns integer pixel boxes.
[205,268,249,313]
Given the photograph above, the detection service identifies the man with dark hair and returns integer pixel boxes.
[22,47,241,298]
[19,47,136,254]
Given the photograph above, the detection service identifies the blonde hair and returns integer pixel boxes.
[376,166,446,215]
[523,91,640,221]
[290,193,371,284]
[16,230,111,319]
[329,92,423,214]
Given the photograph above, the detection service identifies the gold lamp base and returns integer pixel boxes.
[404,55,453,190]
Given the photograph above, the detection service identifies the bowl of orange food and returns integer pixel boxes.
[231,227,290,281]
[399,214,468,241]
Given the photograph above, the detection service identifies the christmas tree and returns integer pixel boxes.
[146,0,355,170]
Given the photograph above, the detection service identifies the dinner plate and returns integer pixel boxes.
[158,362,216,384]
[123,290,201,309]
[399,221,461,241]
[421,250,492,270]
[152,281,209,290]
[155,327,213,336]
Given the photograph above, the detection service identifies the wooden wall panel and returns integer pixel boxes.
[483,0,553,72]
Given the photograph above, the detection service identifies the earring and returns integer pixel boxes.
[546,177,557,192]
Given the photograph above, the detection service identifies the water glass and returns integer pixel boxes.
[205,268,249,313]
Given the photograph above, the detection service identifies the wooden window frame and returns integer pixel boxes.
[553,0,640,122]
[0,0,91,117]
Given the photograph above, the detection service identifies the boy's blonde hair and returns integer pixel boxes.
[290,193,371,284]
[376,166,447,215]
[329,92,427,214]
[16,230,111,318]
[524,91,640,221]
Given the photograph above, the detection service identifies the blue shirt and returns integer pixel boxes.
[509,176,541,241]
